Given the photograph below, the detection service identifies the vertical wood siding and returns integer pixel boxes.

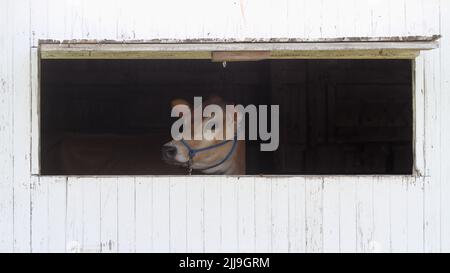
[0,0,449,252]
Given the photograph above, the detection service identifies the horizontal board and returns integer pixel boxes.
[40,41,438,59]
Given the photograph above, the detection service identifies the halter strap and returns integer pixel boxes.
[180,135,238,173]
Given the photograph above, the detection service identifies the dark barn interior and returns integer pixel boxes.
[40,59,413,175]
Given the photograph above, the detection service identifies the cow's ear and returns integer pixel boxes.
[206,95,224,104]
[170,98,191,110]
[205,95,225,110]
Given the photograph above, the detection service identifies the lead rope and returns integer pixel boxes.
[188,158,193,175]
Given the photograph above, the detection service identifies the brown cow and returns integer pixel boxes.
[162,97,246,175]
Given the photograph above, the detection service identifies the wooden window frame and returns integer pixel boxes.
[31,36,439,177]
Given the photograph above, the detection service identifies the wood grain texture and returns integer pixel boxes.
[204,177,220,252]
[169,177,187,252]
[288,177,306,252]
[254,177,272,252]
[305,178,323,252]
[186,177,204,252]
[356,177,374,252]
[100,177,119,253]
[152,177,170,252]
[135,177,153,253]
[323,178,340,252]
[439,0,450,253]
[0,0,14,253]
[221,177,238,252]
[0,0,448,253]
[12,0,32,253]
[30,48,40,175]
[271,179,289,252]
[339,178,357,252]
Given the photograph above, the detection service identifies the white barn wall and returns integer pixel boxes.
[0,0,449,253]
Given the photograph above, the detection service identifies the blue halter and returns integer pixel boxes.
[180,135,238,174]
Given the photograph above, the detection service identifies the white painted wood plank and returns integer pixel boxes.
[423,49,442,252]
[66,177,84,253]
[78,178,101,252]
[30,0,49,46]
[152,177,170,252]
[96,0,120,39]
[30,47,39,175]
[100,177,118,253]
[115,0,140,40]
[80,0,100,39]
[220,177,238,252]
[139,0,162,38]
[65,177,101,253]
[186,0,209,39]
[117,177,136,253]
[422,6,441,214]
[388,0,406,36]
[254,177,272,253]
[389,177,408,252]
[286,0,306,39]
[135,177,153,253]
[404,0,425,36]
[305,178,323,253]
[81,178,101,253]
[169,176,187,252]
[422,0,440,35]
[269,0,288,38]
[356,177,374,253]
[368,0,391,37]
[288,177,306,253]
[372,177,391,252]
[414,55,426,176]
[439,0,450,252]
[167,0,189,39]
[204,177,221,252]
[30,176,48,252]
[422,0,442,250]
[303,0,322,39]
[46,0,66,39]
[45,177,67,253]
[12,0,32,253]
[271,178,289,252]
[339,178,357,253]
[2,0,450,255]
[337,0,357,38]
[424,175,441,252]
[131,0,157,40]
[0,0,14,252]
[237,177,255,252]
[143,0,169,39]
[407,177,424,252]
[31,176,67,253]
[222,0,243,39]
[322,177,340,252]
[244,0,270,38]
[186,177,204,252]
[320,0,339,38]
[352,0,372,37]
[424,49,441,178]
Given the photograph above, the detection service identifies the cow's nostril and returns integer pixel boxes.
[162,145,177,159]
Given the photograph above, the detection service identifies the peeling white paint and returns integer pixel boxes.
[0,0,449,253]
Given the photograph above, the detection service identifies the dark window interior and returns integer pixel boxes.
[40,59,413,175]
